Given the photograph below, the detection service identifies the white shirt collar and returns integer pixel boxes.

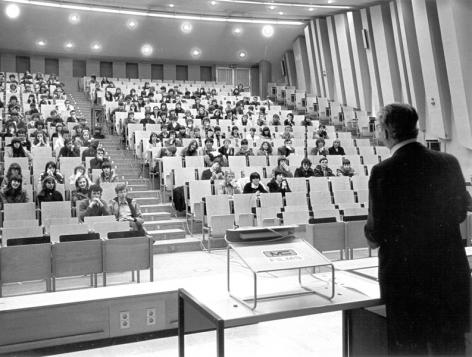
[390,138,417,155]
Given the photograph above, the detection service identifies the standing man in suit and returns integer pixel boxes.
[365,103,470,356]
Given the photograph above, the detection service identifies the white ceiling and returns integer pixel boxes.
[0,0,391,65]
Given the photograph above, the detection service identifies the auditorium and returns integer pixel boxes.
[0,0,471,356]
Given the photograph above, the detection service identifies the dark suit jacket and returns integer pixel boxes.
[365,142,470,333]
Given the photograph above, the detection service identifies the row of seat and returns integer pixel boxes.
[0,233,153,296]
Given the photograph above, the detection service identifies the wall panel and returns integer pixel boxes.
[138,63,151,80]
[304,23,320,95]
[326,16,344,103]
[311,20,326,97]
[347,11,371,111]
[292,36,311,92]
[188,65,200,81]
[86,60,100,77]
[284,50,297,87]
[113,62,126,79]
[30,56,45,74]
[163,64,176,81]
[334,13,358,108]
[59,58,72,78]
[315,18,335,99]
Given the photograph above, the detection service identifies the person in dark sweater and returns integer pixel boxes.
[294,158,315,178]
[267,169,291,195]
[78,184,111,222]
[36,175,63,206]
[243,172,268,194]
[328,139,345,155]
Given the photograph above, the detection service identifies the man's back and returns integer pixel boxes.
[366,142,470,332]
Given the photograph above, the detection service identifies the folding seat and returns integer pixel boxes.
[202,195,234,250]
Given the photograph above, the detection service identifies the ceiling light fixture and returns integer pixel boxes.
[126,19,137,29]
[64,41,74,49]
[0,0,306,25]
[261,24,274,38]
[181,21,193,33]
[238,50,247,59]
[141,44,153,56]
[168,3,174,8]
[268,5,276,10]
[217,0,350,9]
[278,11,283,15]
[5,3,20,18]
[191,47,202,58]
[308,7,314,11]
[210,0,217,5]
[68,13,80,24]
[232,26,242,36]
[36,39,46,46]
[91,42,102,51]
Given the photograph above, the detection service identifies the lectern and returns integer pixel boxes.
[225,226,335,309]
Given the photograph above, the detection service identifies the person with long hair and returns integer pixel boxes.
[71,175,90,205]
[0,174,29,208]
[181,139,199,157]
[256,141,273,156]
[39,161,64,185]
[7,137,32,160]
[95,161,118,184]
[2,162,23,189]
[32,130,49,147]
[36,175,63,206]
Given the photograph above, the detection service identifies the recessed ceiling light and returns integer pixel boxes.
[278,11,284,15]
[268,5,276,10]
[181,22,193,34]
[309,7,314,11]
[261,25,274,38]
[5,3,20,19]
[127,19,138,30]
[328,0,335,3]
[36,40,46,47]
[169,3,175,8]
[64,42,74,49]
[232,26,243,36]
[210,0,217,5]
[68,13,80,24]
[238,50,247,59]
[191,48,202,58]
[91,42,102,51]
[141,44,153,56]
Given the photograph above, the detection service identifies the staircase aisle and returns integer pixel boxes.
[98,133,202,254]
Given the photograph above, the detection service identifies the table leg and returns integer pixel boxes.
[342,310,351,357]
[178,294,185,357]
[216,320,225,357]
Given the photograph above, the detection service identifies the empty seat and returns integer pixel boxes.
[185,155,205,168]
[248,156,268,167]
[1,226,44,247]
[285,191,308,208]
[308,177,330,193]
[330,176,351,191]
[41,201,72,227]
[202,195,234,250]
[89,221,130,239]
[285,177,308,193]
[351,175,369,191]
[357,146,375,156]
[228,156,248,167]
[356,189,369,205]
[361,154,380,166]
[283,211,310,225]
[310,190,333,206]
[333,190,356,205]
[50,223,89,243]
[3,202,36,222]
[232,194,255,227]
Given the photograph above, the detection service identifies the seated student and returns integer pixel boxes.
[229,126,241,139]
[177,126,190,140]
[267,169,291,195]
[144,132,161,167]
[256,141,273,156]
[89,147,107,170]
[58,138,79,158]
[218,138,235,159]
[279,125,294,140]
[16,128,32,152]
[284,113,295,126]
[294,158,315,178]
[336,158,356,177]
[316,124,328,139]
[261,126,272,140]
[167,116,181,132]
[201,160,224,182]
[235,139,254,157]
[1,163,23,189]
[301,116,313,126]
[140,112,156,126]
[32,130,49,148]
[39,161,65,185]
[243,172,268,194]
[277,138,296,157]
[246,127,260,141]
[328,139,345,155]
[36,175,64,206]
[270,114,282,126]
[6,137,32,160]
[159,146,177,158]
[181,139,199,157]
[71,175,90,205]
[0,174,29,208]
[81,139,100,162]
[78,184,111,222]
[271,157,293,178]
[217,170,242,195]
[310,138,329,156]
[109,183,145,234]
[69,165,92,187]
[313,157,335,177]
[95,161,118,184]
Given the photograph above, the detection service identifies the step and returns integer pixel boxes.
[125,178,150,185]
[149,228,187,241]
[140,203,173,213]
[133,197,161,205]
[153,237,202,253]
[200,236,228,250]
[126,190,160,199]
[143,219,186,231]
[127,183,150,191]
[142,211,172,221]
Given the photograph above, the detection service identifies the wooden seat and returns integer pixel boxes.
[40,201,72,227]
[228,156,248,167]
[1,226,44,247]
[330,176,351,191]
[248,156,268,167]
[357,146,375,156]
[232,194,255,227]
[305,221,345,259]
[332,190,356,205]
[283,211,310,225]
[202,195,234,250]
[361,154,380,166]
[284,191,308,208]
[51,239,103,290]
[89,221,129,239]
[345,218,370,259]
[351,175,369,191]
[83,215,116,224]
[285,177,308,193]
[102,236,153,286]
[0,243,52,296]
[3,202,36,223]
[309,190,333,206]
[184,155,204,168]
[356,189,369,205]
[50,223,89,243]
[308,177,330,193]
[258,192,283,225]
[2,219,39,228]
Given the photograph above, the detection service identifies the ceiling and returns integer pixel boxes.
[0,0,391,65]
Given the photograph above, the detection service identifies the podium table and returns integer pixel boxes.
[178,271,382,357]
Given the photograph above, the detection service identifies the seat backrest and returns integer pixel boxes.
[330,176,351,191]
[308,177,330,193]
[89,221,129,239]
[52,240,103,278]
[284,191,308,208]
[285,177,308,193]
[356,189,369,204]
[173,167,196,187]
[3,202,36,221]
[248,155,268,167]
[0,243,52,285]
[258,192,283,209]
[103,237,152,273]
[83,215,116,224]
[4,157,29,181]
[351,175,369,191]
[50,223,89,243]
[204,195,232,227]
[2,219,39,228]
[283,211,310,225]
[232,194,256,224]
[333,190,356,204]
[342,155,362,166]
[184,155,204,168]
[361,154,380,166]
[2,226,44,246]
[310,190,333,206]
[40,201,72,225]
[228,155,248,168]
[355,138,371,147]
